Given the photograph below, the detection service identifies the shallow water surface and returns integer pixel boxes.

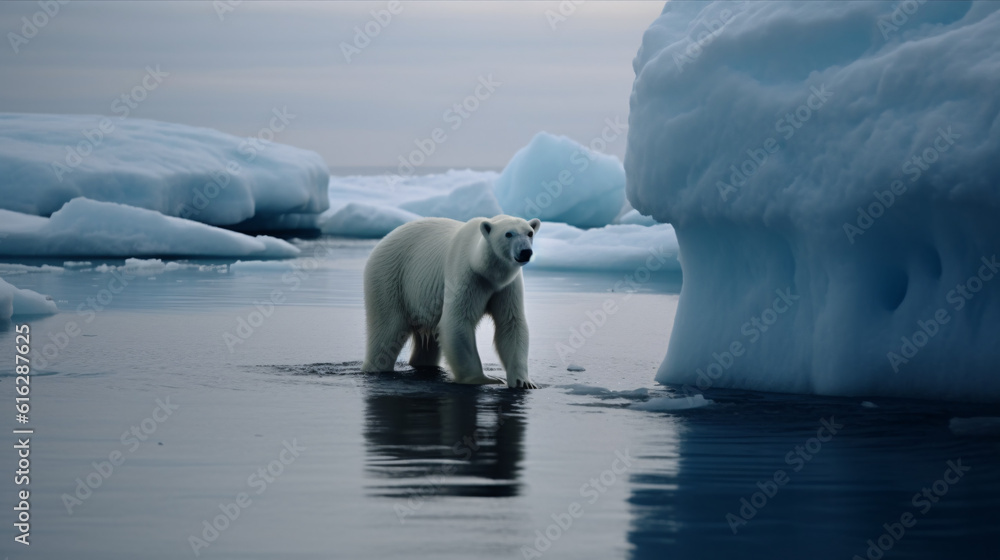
[1,241,998,559]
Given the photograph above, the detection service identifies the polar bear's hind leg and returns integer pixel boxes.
[363,314,409,372]
[408,330,441,368]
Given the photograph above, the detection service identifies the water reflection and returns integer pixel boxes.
[362,367,527,500]
[627,393,1000,559]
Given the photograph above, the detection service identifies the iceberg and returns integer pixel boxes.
[494,132,627,228]
[0,277,58,321]
[0,113,329,228]
[0,199,299,258]
[315,167,680,271]
[626,1,1000,401]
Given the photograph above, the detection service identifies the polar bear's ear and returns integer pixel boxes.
[480,221,492,238]
[528,218,541,232]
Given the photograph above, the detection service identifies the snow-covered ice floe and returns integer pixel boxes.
[627,1,1000,401]
[0,199,298,258]
[318,162,678,272]
[319,169,501,237]
[0,113,325,258]
[0,113,329,228]
[527,222,679,272]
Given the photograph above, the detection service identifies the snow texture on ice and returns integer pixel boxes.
[0,113,329,228]
[0,199,299,258]
[627,0,1000,401]
[0,277,58,320]
[494,132,627,228]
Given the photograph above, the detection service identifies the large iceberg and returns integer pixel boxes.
[627,1,1000,401]
[494,132,627,228]
[0,113,329,228]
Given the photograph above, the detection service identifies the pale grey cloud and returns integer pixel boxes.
[0,1,664,170]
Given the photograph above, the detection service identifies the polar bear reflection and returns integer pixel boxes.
[363,370,526,501]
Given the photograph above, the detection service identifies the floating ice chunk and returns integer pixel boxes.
[567,364,586,372]
[0,277,58,320]
[399,180,502,221]
[631,395,713,411]
[319,202,420,238]
[229,260,298,273]
[0,263,64,275]
[0,199,299,258]
[494,132,626,228]
[529,222,680,272]
[327,169,498,211]
[560,384,650,399]
[122,258,168,275]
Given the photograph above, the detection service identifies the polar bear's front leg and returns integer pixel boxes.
[488,276,536,389]
[440,322,502,384]
[440,288,502,385]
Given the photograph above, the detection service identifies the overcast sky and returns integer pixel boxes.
[0,1,665,171]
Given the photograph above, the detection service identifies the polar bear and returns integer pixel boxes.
[362,215,540,388]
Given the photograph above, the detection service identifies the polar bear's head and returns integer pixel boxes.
[480,215,541,266]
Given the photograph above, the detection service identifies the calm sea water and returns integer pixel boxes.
[2,239,999,559]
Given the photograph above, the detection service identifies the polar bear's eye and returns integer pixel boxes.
[527,231,533,237]
[505,232,513,238]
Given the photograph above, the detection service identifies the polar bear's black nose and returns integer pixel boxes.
[516,249,533,263]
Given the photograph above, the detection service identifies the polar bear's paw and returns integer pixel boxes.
[456,375,506,385]
[508,377,538,389]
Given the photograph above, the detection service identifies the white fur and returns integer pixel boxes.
[362,215,541,388]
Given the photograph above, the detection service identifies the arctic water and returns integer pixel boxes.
[2,239,999,560]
